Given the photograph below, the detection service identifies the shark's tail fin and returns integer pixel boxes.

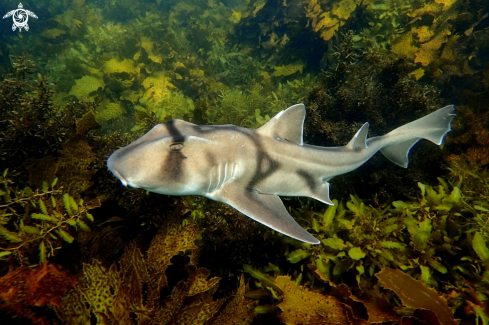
[380,105,455,168]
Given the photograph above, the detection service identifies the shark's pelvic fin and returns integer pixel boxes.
[346,122,369,151]
[210,185,320,244]
[380,105,455,168]
[256,104,306,145]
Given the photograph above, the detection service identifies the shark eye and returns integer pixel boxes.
[170,143,183,151]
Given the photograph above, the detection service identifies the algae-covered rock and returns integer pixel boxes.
[95,102,125,123]
[140,36,163,64]
[102,58,139,75]
[69,75,105,99]
[272,62,304,77]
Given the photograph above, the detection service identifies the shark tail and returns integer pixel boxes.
[380,105,455,168]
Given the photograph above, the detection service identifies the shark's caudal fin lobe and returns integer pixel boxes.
[380,139,419,168]
[210,185,320,244]
[256,104,306,145]
[346,122,369,151]
[380,105,455,168]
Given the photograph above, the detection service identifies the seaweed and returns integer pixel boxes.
[0,263,77,324]
[54,219,255,324]
[0,170,95,269]
[0,57,97,185]
[270,178,465,288]
[239,156,489,323]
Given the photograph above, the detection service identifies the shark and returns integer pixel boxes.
[107,104,455,244]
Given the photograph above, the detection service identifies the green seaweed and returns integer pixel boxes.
[280,178,466,287]
[238,159,489,322]
[0,170,94,268]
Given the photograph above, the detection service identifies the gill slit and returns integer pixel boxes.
[207,162,238,194]
[207,165,215,194]
[217,163,222,190]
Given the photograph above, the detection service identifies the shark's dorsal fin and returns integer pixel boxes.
[346,122,369,151]
[256,104,306,145]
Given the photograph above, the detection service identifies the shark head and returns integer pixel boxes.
[107,122,211,195]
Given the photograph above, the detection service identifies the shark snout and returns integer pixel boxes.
[107,152,132,187]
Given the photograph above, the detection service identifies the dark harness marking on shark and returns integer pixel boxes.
[162,122,187,180]
[296,169,317,191]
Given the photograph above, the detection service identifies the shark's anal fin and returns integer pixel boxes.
[209,185,320,244]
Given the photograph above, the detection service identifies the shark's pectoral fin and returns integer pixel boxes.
[209,186,320,244]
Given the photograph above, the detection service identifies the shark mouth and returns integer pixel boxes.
[111,170,128,187]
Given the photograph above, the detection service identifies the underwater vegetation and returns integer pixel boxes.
[2,0,320,136]
[0,57,93,182]
[53,220,255,325]
[240,165,489,324]
[0,0,488,323]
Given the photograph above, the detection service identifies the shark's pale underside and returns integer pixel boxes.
[107,104,455,244]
